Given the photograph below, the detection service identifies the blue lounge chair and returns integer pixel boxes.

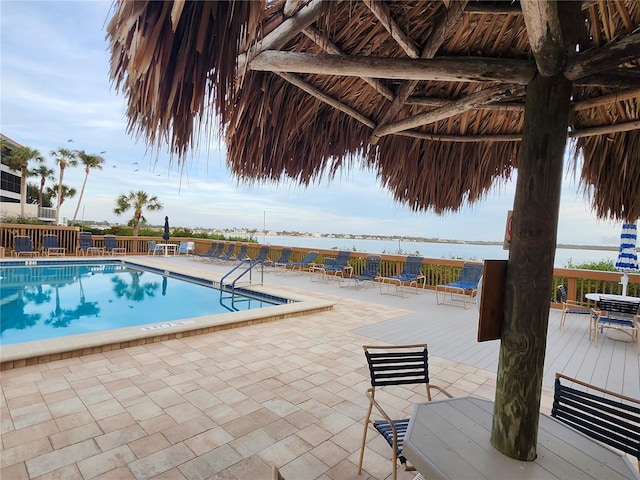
[42,235,66,256]
[269,247,292,269]
[339,255,381,290]
[284,251,319,273]
[251,245,270,265]
[435,262,484,308]
[378,256,425,297]
[104,235,126,255]
[216,243,236,262]
[195,242,221,261]
[229,244,249,262]
[77,232,104,255]
[13,236,37,257]
[310,250,352,283]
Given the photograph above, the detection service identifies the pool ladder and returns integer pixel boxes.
[219,259,266,311]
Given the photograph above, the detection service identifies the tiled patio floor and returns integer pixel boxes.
[0,257,624,479]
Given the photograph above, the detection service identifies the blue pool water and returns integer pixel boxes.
[0,260,284,345]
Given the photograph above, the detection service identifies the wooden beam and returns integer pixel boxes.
[274,71,376,128]
[375,85,525,137]
[571,88,640,111]
[464,3,522,15]
[370,1,468,144]
[397,130,522,142]
[569,119,640,138]
[363,0,420,58]
[302,26,395,100]
[283,0,304,17]
[520,0,564,77]
[573,68,640,88]
[566,30,640,81]
[238,0,326,71]
[407,96,525,112]
[249,51,536,84]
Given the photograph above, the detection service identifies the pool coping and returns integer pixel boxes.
[0,257,335,370]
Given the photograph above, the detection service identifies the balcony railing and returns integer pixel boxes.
[1,223,637,308]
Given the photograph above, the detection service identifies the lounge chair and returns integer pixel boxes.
[358,344,452,480]
[557,284,592,330]
[104,235,126,255]
[309,250,352,282]
[435,262,483,308]
[177,241,195,256]
[42,235,66,256]
[77,232,104,256]
[230,243,249,262]
[251,245,270,265]
[268,247,292,269]
[282,251,318,273]
[195,242,221,261]
[13,236,37,257]
[339,255,381,290]
[216,243,236,262]
[378,256,425,297]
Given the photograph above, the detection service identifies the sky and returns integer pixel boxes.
[0,1,625,246]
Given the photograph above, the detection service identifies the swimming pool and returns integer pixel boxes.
[0,260,285,345]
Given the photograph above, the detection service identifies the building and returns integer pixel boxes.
[1,133,56,222]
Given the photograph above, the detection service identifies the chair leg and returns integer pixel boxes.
[559,311,566,330]
[358,406,373,474]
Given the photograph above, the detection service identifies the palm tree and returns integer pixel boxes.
[47,184,77,210]
[3,145,44,216]
[50,148,78,223]
[114,190,163,236]
[72,150,105,222]
[31,164,55,207]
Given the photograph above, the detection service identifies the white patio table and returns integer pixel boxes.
[154,243,177,257]
[585,293,640,303]
[404,396,640,480]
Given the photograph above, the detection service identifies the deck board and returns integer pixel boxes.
[353,298,639,397]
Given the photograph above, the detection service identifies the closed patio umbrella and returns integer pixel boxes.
[163,216,170,242]
[614,222,638,296]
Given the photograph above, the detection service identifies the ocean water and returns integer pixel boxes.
[260,235,619,268]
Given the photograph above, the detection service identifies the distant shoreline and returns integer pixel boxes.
[262,234,619,252]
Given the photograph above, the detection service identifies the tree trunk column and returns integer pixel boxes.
[490,71,573,460]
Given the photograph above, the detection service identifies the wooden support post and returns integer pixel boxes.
[491,1,581,460]
[490,70,573,461]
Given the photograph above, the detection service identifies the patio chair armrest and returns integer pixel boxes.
[365,388,396,426]
[427,384,453,399]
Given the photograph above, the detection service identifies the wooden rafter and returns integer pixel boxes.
[407,96,525,111]
[569,119,640,138]
[363,0,420,58]
[274,72,376,128]
[370,1,468,144]
[302,26,394,100]
[249,51,536,84]
[571,88,640,111]
[566,30,640,81]
[521,0,565,77]
[375,85,525,137]
[238,0,326,71]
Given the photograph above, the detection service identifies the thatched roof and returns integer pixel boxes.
[107,0,640,220]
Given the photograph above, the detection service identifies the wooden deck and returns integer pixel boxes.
[353,297,640,399]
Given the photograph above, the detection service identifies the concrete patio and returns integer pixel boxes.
[1,256,637,479]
